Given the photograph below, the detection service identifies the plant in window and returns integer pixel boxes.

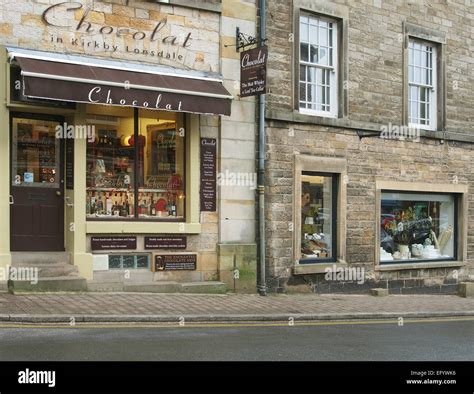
[383,207,433,246]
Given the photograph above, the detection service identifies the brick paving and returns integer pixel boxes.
[0,293,473,319]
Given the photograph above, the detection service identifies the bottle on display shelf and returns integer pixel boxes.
[151,196,156,216]
[90,192,96,215]
[106,193,112,215]
[139,198,146,216]
[129,197,134,216]
[86,194,91,215]
[147,198,152,216]
[124,198,130,217]
[96,193,103,214]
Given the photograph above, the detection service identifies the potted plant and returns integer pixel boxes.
[383,207,432,258]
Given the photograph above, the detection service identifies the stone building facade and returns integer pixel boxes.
[0,0,258,293]
[263,0,474,294]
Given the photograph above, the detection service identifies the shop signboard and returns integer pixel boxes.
[91,236,137,251]
[144,236,187,250]
[240,46,267,97]
[153,254,197,271]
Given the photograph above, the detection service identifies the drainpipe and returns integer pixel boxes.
[257,0,267,296]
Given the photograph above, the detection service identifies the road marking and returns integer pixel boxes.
[0,316,473,330]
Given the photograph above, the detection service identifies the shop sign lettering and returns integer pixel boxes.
[42,2,193,63]
[88,87,183,111]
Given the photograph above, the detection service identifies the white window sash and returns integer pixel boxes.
[299,15,338,117]
[408,41,437,131]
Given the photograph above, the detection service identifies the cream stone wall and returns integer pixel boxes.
[0,0,259,292]
[0,0,220,72]
[217,0,258,292]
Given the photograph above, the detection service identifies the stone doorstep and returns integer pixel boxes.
[8,276,88,293]
[10,263,78,278]
[10,252,71,265]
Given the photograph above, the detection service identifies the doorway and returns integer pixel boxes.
[10,113,65,251]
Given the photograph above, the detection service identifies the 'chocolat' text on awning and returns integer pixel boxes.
[12,56,232,116]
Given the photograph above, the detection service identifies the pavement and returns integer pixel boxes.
[0,292,473,323]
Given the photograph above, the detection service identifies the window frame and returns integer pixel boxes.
[407,38,438,131]
[379,190,458,265]
[108,253,151,270]
[299,171,339,264]
[86,108,187,223]
[297,12,339,118]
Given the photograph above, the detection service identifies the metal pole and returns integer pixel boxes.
[257,0,267,296]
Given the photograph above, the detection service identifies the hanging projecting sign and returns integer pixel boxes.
[240,46,267,97]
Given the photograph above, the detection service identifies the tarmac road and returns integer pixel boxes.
[0,318,473,361]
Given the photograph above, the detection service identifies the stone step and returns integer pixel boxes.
[123,281,182,293]
[11,252,71,265]
[11,263,78,278]
[8,276,88,293]
[181,281,228,294]
[106,281,228,294]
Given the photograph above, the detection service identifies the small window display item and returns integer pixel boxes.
[23,172,34,183]
[380,247,393,261]
[411,244,423,257]
[421,245,440,259]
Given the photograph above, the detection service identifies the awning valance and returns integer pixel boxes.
[8,49,233,116]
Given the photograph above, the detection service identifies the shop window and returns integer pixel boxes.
[300,172,337,262]
[86,106,185,221]
[380,192,456,263]
[108,254,150,269]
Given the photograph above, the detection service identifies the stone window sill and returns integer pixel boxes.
[86,221,201,234]
[375,261,465,271]
[293,260,347,275]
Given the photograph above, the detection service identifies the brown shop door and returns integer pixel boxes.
[10,114,65,251]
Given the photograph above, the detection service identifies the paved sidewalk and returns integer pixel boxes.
[1,292,473,322]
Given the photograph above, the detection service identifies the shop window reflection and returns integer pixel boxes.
[86,106,135,219]
[86,106,185,220]
[138,109,185,219]
[380,192,456,262]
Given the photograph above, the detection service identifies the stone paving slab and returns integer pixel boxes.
[0,293,473,322]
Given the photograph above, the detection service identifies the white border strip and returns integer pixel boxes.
[7,49,224,83]
[22,71,234,100]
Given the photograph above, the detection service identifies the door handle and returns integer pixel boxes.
[56,191,62,196]
[9,195,14,205]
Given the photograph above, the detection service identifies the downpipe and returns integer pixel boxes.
[257,0,267,296]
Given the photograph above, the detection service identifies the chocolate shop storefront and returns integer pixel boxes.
[0,0,259,292]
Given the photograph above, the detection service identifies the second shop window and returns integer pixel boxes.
[86,106,185,221]
[300,172,337,262]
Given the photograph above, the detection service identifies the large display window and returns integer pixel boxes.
[86,106,185,221]
[380,191,457,263]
